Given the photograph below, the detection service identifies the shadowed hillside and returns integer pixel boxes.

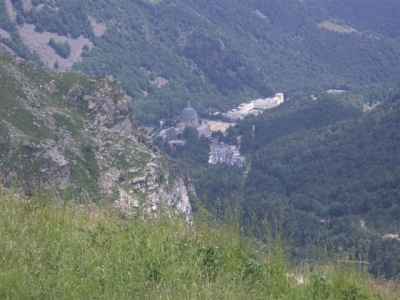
[1,0,400,122]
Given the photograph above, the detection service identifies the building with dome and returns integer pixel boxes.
[180,101,199,127]
[177,101,210,137]
[158,102,211,144]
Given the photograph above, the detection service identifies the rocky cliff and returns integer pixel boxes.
[0,55,192,221]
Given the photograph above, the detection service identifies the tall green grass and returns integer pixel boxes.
[0,188,397,299]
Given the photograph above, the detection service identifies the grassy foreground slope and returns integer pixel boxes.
[0,189,397,299]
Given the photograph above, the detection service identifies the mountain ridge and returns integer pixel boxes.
[0,54,192,221]
[1,0,400,122]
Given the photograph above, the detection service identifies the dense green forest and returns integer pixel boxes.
[160,89,400,279]
[2,0,400,122]
[320,0,400,40]
[233,91,400,279]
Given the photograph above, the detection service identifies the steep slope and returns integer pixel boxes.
[1,0,400,122]
[320,0,400,40]
[1,190,397,299]
[241,92,400,278]
[0,55,192,220]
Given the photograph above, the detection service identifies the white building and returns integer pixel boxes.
[252,93,284,110]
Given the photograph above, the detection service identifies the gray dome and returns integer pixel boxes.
[180,102,198,119]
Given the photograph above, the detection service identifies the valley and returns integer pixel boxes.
[0,0,400,287]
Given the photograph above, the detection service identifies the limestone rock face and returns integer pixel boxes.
[36,145,70,189]
[142,177,192,222]
[0,56,193,220]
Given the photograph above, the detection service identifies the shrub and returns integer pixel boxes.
[48,38,71,59]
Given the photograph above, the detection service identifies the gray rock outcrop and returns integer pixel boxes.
[0,56,193,221]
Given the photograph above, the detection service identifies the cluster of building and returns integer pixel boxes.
[209,140,245,167]
[157,93,284,167]
[158,101,211,147]
[223,93,284,121]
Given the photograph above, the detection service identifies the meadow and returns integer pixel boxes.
[0,187,397,299]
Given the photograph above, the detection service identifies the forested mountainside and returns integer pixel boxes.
[152,88,400,278]
[1,0,400,122]
[320,0,400,40]
[0,55,192,220]
[228,91,400,278]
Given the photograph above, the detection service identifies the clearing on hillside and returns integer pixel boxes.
[317,21,357,34]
